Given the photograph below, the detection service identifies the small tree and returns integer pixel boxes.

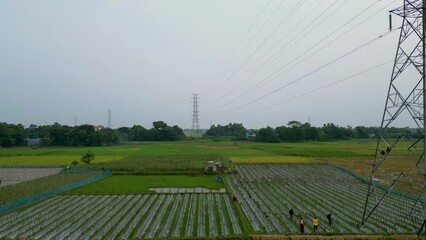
[71,160,79,166]
[81,151,95,165]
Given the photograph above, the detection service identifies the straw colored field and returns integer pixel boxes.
[0,171,100,204]
[0,167,61,186]
[230,156,318,164]
[0,155,123,165]
[323,156,423,194]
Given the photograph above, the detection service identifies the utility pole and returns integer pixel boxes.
[362,0,426,234]
[191,94,200,138]
[108,110,111,129]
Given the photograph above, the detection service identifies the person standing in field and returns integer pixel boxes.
[289,208,294,220]
[327,213,332,225]
[299,216,305,233]
[313,216,319,232]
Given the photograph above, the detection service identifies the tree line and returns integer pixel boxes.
[204,121,419,143]
[0,120,418,147]
[0,121,185,147]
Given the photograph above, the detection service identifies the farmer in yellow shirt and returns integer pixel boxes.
[313,216,319,232]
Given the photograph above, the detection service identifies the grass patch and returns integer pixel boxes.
[0,140,381,167]
[68,175,224,194]
[88,154,226,174]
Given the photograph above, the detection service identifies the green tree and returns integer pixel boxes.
[257,126,280,143]
[0,122,27,147]
[355,126,369,139]
[204,123,247,137]
[81,151,95,165]
[287,120,302,128]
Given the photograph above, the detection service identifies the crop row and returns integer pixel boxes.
[227,164,423,234]
[0,193,242,239]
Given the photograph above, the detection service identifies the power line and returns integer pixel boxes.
[232,29,397,111]
[220,0,332,94]
[209,59,393,121]
[244,0,343,81]
[244,0,381,96]
[248,59,393,114]
[211,0,288,94]
[206,0,273,92]
[212,0,307,103]
[220,0,386,110]
[287,0,399,77]
[215,0,350,108]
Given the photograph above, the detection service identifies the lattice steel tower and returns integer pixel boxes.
[191,94,200,137]
[108,110,112,129]
[362,0,426,234]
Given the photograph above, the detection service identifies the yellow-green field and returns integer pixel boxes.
[0,139,423,238]
[0,139,420,193]
[230,156,319,164]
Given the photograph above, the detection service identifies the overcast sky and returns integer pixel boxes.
[0,0,416,129]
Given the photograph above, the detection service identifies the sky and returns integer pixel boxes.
[0,0,417,129]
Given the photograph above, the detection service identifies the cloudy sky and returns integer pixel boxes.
[0,0,415,129]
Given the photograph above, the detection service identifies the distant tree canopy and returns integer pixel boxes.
[0,120,419,147]
[0,123,26,147]
[257,126,280,143]
[204,123,247,138]
[255,121,419,143]
[0,121,185,147]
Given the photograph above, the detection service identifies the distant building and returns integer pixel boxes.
[95,125,104,131]
[27,138,41,148]
[247,132,257,140]
[205,161,224,173]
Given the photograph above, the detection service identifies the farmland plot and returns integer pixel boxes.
[0,193,242,239]
[227,164,423,234]
[0,168,61,187]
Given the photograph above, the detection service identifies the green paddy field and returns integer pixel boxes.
[0,139,423,239]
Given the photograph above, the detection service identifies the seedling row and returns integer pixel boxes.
[227,164,423,234]
[0,193,242,239]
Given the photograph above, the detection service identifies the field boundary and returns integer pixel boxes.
[0,170,111,214]
[326,163,418,201]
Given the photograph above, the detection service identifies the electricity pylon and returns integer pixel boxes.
[362,0,426,234]
[191,93,200,138]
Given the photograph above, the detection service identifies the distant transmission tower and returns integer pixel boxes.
[362,0,426,234]
[107,110,112,129]
[191,94,200,138]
